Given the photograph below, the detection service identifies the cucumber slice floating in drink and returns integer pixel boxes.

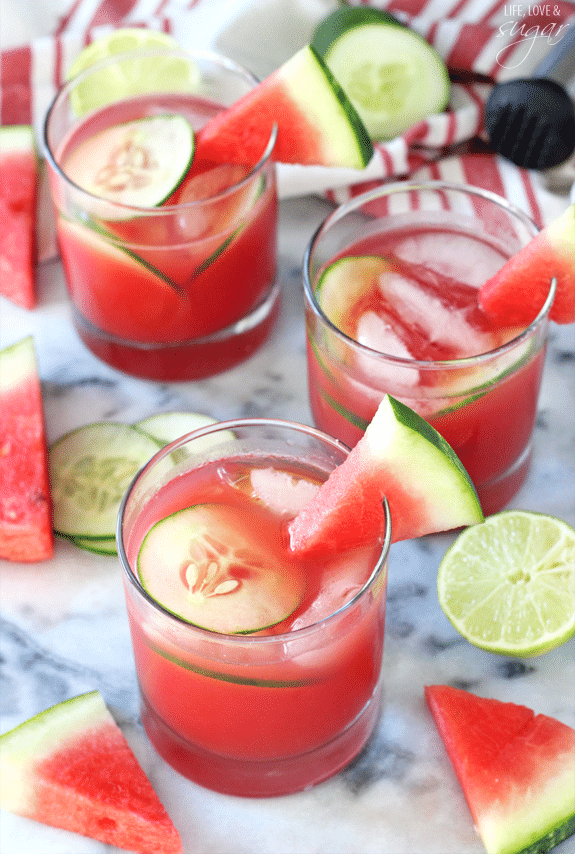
[63,115,195,208]
[316,255,394,334]
[50,422,162,539]
[137,504,306,634]
[312,6,450,140]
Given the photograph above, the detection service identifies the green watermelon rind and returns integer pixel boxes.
[305,45,373,167]
[0,692,105,814]
[0,335,37,394]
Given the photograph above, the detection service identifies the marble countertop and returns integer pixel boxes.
[1,192,575,854]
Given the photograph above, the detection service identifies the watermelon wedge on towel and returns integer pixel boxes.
[194,45,373,168]
[0,336,53,562]
[0,691,182,854]
[0,125,38,309]
[425,685,575,854]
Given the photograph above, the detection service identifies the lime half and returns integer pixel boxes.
[437,510,575,657]
[66,28,199,117]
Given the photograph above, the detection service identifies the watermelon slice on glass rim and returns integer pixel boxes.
[425,684,575,854]
[288,394,483,555]
[193,44,373,169]
[0,691,182,854]
[479,202,575,326]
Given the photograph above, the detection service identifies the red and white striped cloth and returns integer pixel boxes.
[1,0,573,230]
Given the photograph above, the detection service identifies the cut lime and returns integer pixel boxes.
[66,28,199,117]
[437,511,575,657]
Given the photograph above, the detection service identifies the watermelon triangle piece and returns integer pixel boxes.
[0,125,38,309]
[0,691,182,854]
[0,336,53,562]
[194,45,373,169]
[478,203,575,326]
[425,685,575,854]
[288,394,483,554]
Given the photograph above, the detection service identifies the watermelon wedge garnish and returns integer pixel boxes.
[0,125,38,309]
[194,45,373,168]
[0,691,182,854]
[0,336,53,562]
[479,202,575,326]
[288,394,483,554]
[425,685,575,854]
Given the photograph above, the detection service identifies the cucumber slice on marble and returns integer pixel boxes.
[63,114,194,207]
[137,503,305,634]
[50,422,161,539]
[136,411,217,445]
[312,6,450,140]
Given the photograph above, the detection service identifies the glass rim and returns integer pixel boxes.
[117,417,391,644]
[43,46,277,215]
[303,179,557,370]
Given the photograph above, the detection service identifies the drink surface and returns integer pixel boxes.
[51,93,278,379]
[126,455,383,635]
[122,453,387,789]
[307,223,548,515]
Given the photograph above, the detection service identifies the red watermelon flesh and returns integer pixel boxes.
[193,45,372,169]
[288,395,483,555]
[0,691,182,854]
[0,125,38,309]
[425,685,575,854]
[479,203,575,326]
[0,336,53,562]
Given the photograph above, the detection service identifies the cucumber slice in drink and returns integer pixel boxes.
[137,504,305,634]
[50,423,161,539]
[316,255,392,333]
[312,6,450,140]
[63,115,194,208]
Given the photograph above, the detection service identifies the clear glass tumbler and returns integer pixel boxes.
[118,418,390,797]
[44,48,279,381]
[303,181,556,515]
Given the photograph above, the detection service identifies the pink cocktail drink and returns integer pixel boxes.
[304,182,555,516]
[44,50,279,381]
[118,419,390,797]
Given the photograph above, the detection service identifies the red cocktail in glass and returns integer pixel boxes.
[118,419,390,797]
[44,49,279,380]
[304,182,555,515]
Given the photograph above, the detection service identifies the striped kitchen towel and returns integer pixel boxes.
[1,0,573,231]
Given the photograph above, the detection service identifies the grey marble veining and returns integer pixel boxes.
[1,195,574,854]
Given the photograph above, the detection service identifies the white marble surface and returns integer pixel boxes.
[1,192,575,854]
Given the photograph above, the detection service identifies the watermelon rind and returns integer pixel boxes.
[196,45,373,169]
[0,692,108,814]
[426,685,575,854]
[288,394,483,552]
[0,691,182,854]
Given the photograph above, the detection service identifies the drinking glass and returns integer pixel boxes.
[118,418,391,797]
[44,49,279,381]
[303,181,556,515]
